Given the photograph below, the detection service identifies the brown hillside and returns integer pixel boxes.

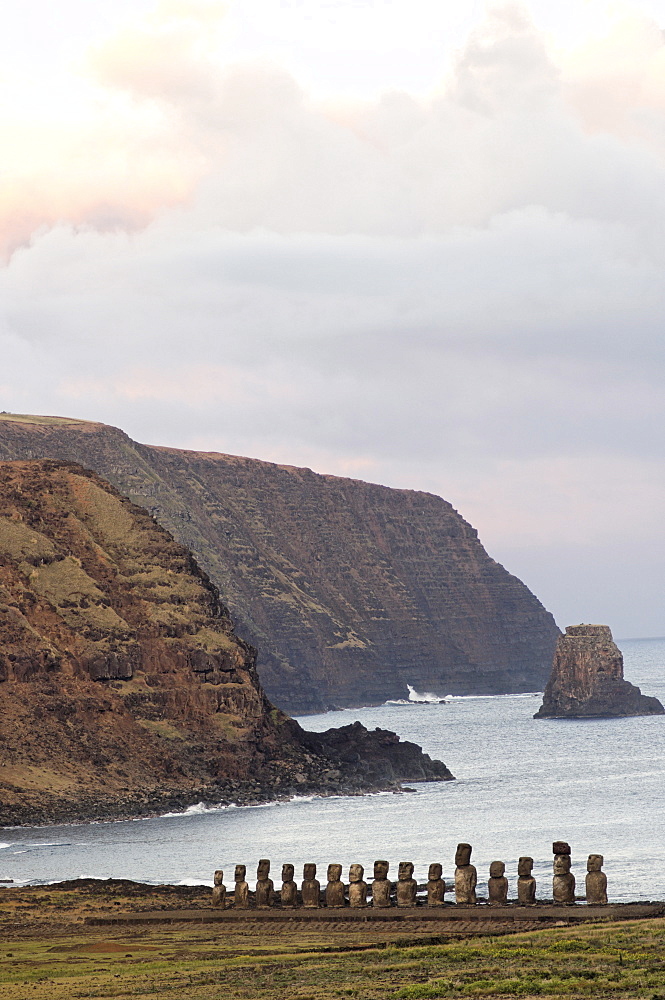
[0,459,451,826]
[0,415,560,713]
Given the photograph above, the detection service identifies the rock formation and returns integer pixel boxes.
[0,414,560,713]
[535,624,664,718]
[0,460,452,827]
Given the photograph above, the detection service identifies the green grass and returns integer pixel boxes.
[3,902,665,1000]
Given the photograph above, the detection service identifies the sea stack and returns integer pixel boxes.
[534,624,664,719]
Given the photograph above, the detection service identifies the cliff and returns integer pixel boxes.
[0,414,560,713]
[0,459,451,827]
[534,624,664,718]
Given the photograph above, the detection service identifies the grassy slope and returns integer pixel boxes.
[1,885,664,999]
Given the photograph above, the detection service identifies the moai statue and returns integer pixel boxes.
[281,864,297,908]
[586,854,608,905]
[326,863,346,908]
[255,859,274,908]
[234,864,250,909]
[552,841,575,904]
[454,843,477,904]
[488,861,508,905]
[396,861,417,907]
[301,863,320,908]
[348,864,368,908]
[517,857,536,904]
[427,863,446,906]
[212,870,226,908]
[371,860,392,908]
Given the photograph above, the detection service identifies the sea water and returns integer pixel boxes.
[1,637,663,902]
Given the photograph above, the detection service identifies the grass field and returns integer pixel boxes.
[1,884,665,999]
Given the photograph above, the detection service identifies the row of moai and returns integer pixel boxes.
[211,842,608,908]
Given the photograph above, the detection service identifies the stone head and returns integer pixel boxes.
[518,857,533,877]
[303,863,316,881]
[234,864,246,882]
[213,870,224,886]
[282,864,294,882]
[349,863,364,883]
[327,863,342,882]
[587,854,603,872]
[257,859,270,880]
[428,863,442,881]
[455,843,472,867]
[553,854,571,874]
[489,861,505,879]
[552,841,571,856]
[398,861,414,881]
[373,860,389,880]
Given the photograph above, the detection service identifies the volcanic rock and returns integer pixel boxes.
[534,624,664,718]
[0,459,452,827]
[0,414,560,713]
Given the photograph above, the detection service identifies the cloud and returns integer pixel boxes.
[2,2,665,633]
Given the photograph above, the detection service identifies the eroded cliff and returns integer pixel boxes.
[0,459,451,826]
[534,624,664,718]
[0,414,560,713]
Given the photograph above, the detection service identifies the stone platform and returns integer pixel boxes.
[87,902,663,928]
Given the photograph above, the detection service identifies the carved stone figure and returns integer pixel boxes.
[348,863,368,908]
[255,859,274,908]
[553,849,576,904]
[427,863,446,906]
[517,856,536,904]
[488,861,508,905]
[371,860,392,908]
[326,863,346,908]
[301,863,320,908]
[212,869,226,908]
[234,864,250,908]
[586,854,608,904]
[396,861,417,907]
[454,843,477,904]
[281,863,297,908]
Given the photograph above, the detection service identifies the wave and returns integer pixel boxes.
[157,802,224,820]
[0,843,11,850]
[386,685,447,705]
[444,691,542,701]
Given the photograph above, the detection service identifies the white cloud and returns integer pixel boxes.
[1,2,665,634]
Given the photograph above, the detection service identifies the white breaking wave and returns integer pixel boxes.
[0,843,11,850]
[158,802,225,820]
[407,684,445,703]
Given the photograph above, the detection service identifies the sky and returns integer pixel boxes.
[1,0,665,638]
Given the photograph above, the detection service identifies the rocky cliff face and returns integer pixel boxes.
[0,459,451,827]
[534,624,664,718]
[0,414,560,713]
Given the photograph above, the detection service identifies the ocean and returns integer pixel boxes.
[1,636,663,903]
